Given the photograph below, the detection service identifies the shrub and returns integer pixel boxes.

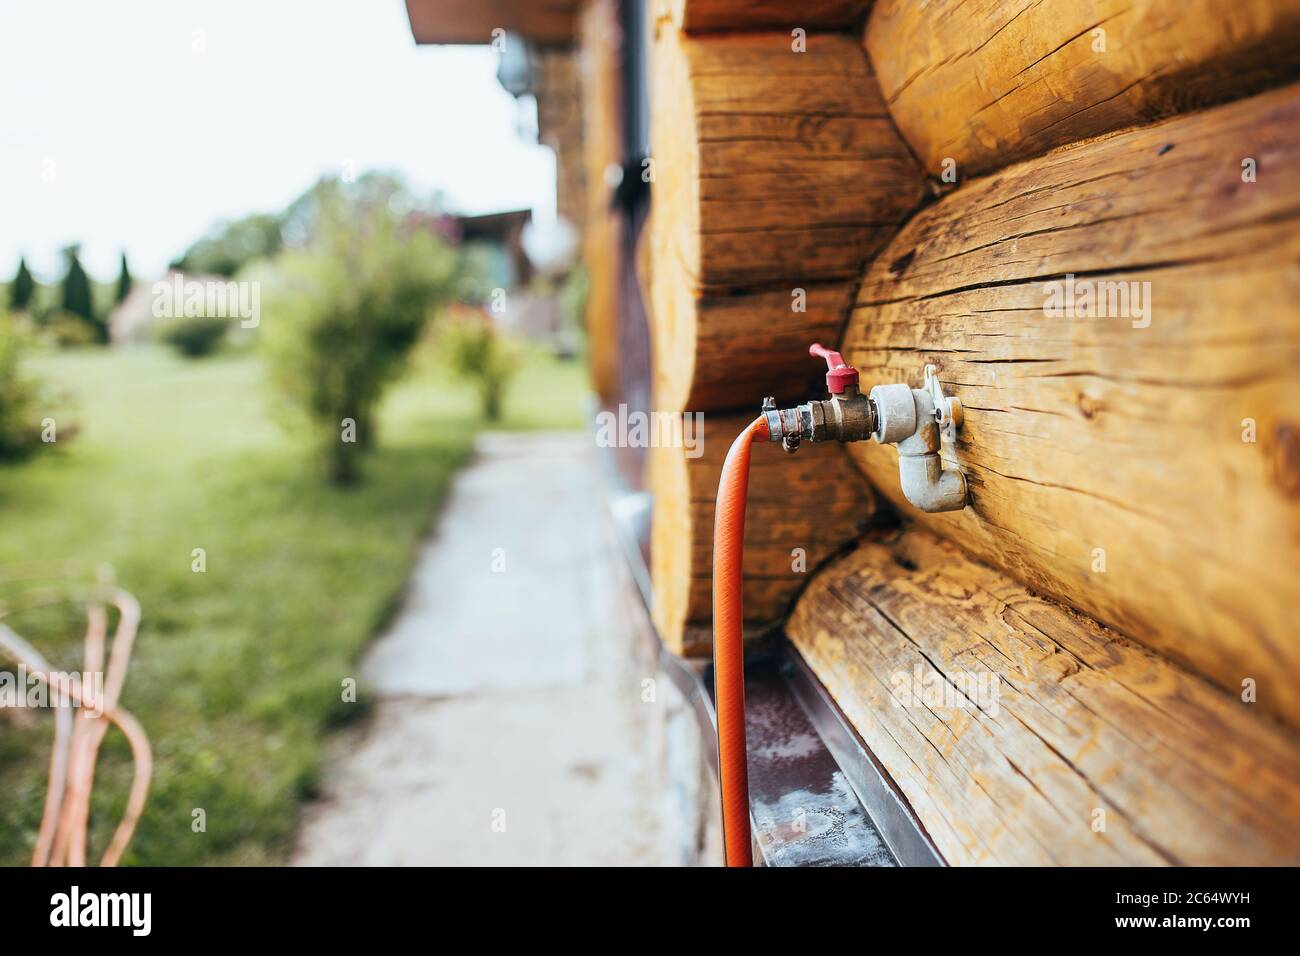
[158,316,229,358]
[40,309,101,348]
[262,185,456,485]
[440,306,516,422]
[0,316,53,461]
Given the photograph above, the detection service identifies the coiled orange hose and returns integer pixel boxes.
[0,588,151,868]
[712,415,769,867]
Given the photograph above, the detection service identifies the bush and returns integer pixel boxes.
[40,309,101,348]
[0,316,53,461]
[262,185,456,485]
[440,306,516,422]
[158,316,229,358]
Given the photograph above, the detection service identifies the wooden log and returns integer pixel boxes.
[841,84,1300,729]
[788,530,1300,866]
[579,0,623,401]
[649,27,924,411]
[866,0,1300,178]
[670,0,871,33]
[653,29,921,289]
[651,279,852,412]
[649,411,876,656]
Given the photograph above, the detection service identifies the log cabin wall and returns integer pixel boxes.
[639,0,1300,862]
[866,0,1300,178]
[781,1,1300,864]
[647,20,923,412]
[645,1,922,653]
[835,86,1300,730]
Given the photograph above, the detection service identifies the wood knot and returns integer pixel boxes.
[1077,392,1104,420]
[889,249,916,276]
[892,551,919,572]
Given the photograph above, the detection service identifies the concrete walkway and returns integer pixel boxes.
[292,433,680,866]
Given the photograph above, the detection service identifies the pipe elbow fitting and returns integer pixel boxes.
[897,451,968,513]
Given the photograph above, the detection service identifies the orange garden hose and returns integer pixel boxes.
[0,585,151,867]
[712,415,769,867]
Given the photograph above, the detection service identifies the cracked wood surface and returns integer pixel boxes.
[841,85,1300,730]
[648,25,924,411]
[788,530,1300,865]
[866,0,1300,178]
[648,412,876,656]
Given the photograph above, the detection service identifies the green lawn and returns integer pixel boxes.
[0,343,586,865]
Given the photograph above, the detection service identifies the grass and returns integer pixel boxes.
[0,341,586,865]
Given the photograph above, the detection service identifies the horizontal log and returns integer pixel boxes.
[649,27,924,411]
[788,530,1300,865]
[841,84,1300,729]
[649,412,876,656]
[655,32,920,288]
[652,279,852,412]
[866,0,1300,178]
[670,0,871,33]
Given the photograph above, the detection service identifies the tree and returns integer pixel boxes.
[171,172,433,279]
[173,212,283,277]
[9,258,35,312]
[262,181,456,484]
[441,306,516,421]
[115,252,133,303]
[59,245,103,342]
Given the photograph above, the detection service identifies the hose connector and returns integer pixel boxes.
[763,350,969,513]
[762,344,876,451]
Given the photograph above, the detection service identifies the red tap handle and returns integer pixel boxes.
[808,342,859,394]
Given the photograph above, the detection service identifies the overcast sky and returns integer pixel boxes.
[0,0,555,281]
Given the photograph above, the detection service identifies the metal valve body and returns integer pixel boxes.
[763,349,969,513]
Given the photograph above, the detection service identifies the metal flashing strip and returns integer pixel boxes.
[726,653,897,867]
[780,646,944,867]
